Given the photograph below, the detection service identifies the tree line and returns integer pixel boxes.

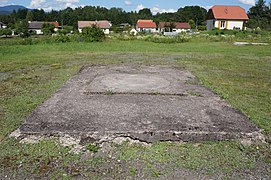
[0,5,207,30]
[0,0,270,31]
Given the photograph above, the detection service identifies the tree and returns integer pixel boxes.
[81,25,105,42]
[248,0,271,29]
[26,11,34,21]
[0,28,12,37]
[164,22,176,32]
[32,9,46,21]
[15,9,28,20]
[42,23,55,35]
[176,6,207,25]
[138,8,152,19]
[15,20,29,37]
[189,19,195,29]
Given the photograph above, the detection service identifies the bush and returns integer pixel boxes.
[146,34,191,43]
[0,28,12,37]
[81,25,105,42]
[58,29,69,35]
[55,34,70,43]
[42,23,55,35]
[198,25,206,31]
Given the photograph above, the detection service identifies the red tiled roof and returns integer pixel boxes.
[48,21,59,28]
[137,20,156,28]
[78,21,111,29]
[159,22,191,29]
[208,5,249,20]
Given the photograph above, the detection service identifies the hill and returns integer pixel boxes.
[0,5,28,14]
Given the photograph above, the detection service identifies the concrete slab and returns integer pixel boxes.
[19,65,260,143]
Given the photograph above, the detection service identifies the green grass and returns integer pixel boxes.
[86,143,100,153]
[0,38,270,178]
[115,141,262,175]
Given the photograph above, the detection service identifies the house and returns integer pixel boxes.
[206,5,249,30]
[78,21,112,34]
[159,22,191,34]
[28,21,59,34]
[0,22,7,28]
[136,20,157,33]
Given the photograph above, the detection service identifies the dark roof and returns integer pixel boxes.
[0,22,5,25]
[159,22,191,29]
[28,21,59,29]
[29,22,43,29]
[207,6,249,20]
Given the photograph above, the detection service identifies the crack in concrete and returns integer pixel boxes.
[83,91,187,97]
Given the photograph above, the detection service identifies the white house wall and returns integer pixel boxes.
[227,21,244,30]
[35,30,43,35]
[207,20,245,30]
[78,28,110,34]
[137,28,157,33]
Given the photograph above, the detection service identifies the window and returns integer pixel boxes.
[221,21,226,28]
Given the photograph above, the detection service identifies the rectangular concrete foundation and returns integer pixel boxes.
[19,65,260,143]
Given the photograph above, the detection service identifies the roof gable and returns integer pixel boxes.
[208,5,249,20]
[137,20,156,28]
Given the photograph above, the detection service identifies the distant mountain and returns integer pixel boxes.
[0,5,28,15]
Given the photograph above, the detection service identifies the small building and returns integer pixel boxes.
[159,22,191,34]
[136,20,157,33]
[0,22,7,29]
[206,5,249,30]
[78,21,112,34]
[28,21,59,34]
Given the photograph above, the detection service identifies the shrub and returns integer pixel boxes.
[0,28,12,37]
[144,34,191,43]
[14,20,30,38]
[198,25,206,31]
[58,29,69,35]
[55,34,70,43]
[81,25,105,42]
[42,23,55,35]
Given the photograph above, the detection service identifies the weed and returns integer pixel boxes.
[105,90,114,96]
[187,92,204,97]
[86,144,100,153]
[153,92,161,95]
[151,169,162,178]
[129,167,137,176]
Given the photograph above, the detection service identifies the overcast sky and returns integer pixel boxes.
[0,0,256,12]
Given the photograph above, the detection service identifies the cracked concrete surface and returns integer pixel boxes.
[17,65,261,143]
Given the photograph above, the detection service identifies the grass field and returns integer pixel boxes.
[0,39,270,178]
